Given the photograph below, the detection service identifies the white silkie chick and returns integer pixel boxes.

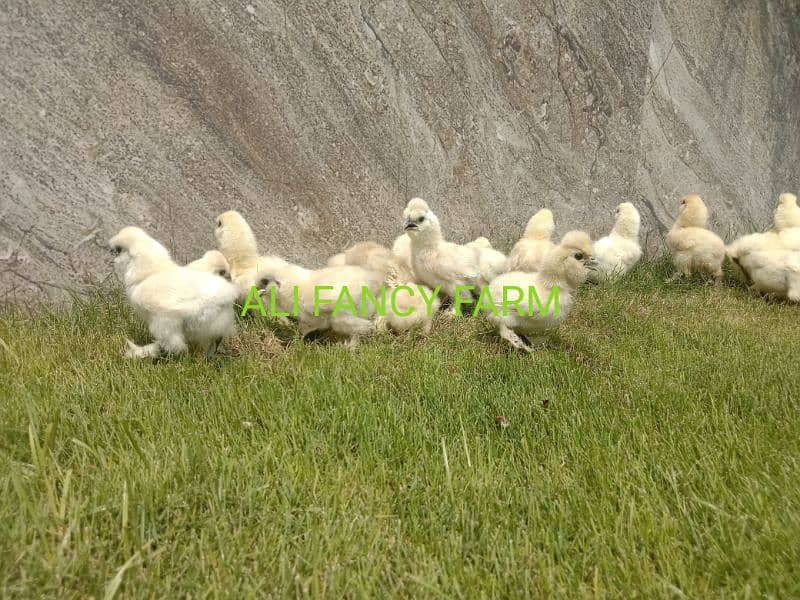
[326,241,394,275]
[665,194,725,282]
[255,261,385,348]
[402,197,507,303]
[214,210,263,299]
[186,250,231,280]
[486,231,596,353]
[109,227,238,358]
[726,232,781,284]
[773,193,800,232]
[725,225,800,293]
[214,210,259,273]
[507,208,556,272]
[465,236,492,249]
[377,259,441,334]
[588,202,642,282]
[730,249,800,301]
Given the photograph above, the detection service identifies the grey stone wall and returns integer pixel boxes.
[1,0,798,299]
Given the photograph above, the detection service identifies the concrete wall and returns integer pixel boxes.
[1,0,798,299]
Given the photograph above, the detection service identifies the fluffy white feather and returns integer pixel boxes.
[376,259,440,334]
[508,208,555,272]
[392,233,412,270]
[732,249,800,301]
[727,231,782,259]
[465,236,492,249]
[402,197,507,303]
[665,194,725,281]
[588,202,642,282]
[214,211,259,272]
[773,193,800,232]
[214,210,264,299]
[487,231,596,352]
[326,241,394,274]
[186,250,231,280]
[255,259,385,347]
[109,227,237,358]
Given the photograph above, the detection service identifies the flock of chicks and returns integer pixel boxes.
[108,192,800,358]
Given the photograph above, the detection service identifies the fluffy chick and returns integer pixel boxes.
[394,234,494,270]
[326,241,394,275]
[726,232,779,284]
[186,250,231,280]
[214,210,259,273]
[773,193,800,232]
[730,195,800,256]
[588,202,642,282]
[109,227,237,358]
[665,194,725,281]
[255,260,385,347]
[508,208,555,272]
[487,231,596,352]
[725,225,800,288]
[403,197,508,302]
[214,210,264,298]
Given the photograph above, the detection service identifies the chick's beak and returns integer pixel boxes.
[585,256,599,270]
[403,218,417,231]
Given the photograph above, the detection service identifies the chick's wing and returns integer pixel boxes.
[428,243,481,283]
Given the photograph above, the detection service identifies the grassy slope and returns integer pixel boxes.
[1,261,799,598]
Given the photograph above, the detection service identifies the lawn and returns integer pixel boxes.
[1,260,799,598]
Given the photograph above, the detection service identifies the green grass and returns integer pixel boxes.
[1,260,799,598]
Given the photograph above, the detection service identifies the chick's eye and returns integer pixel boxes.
[574,252,584,260]
[417,216,425,223]
[111,245,122,255]
[217,219,222,227]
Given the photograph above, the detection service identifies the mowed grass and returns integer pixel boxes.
[1,259,799,598]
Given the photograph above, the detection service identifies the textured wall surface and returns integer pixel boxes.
[1,0,798,299]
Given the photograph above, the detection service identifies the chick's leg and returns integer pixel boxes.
[666,253,691,282]
[444,284,474,318]
[497,323,533,353]
[333,314,375,350]
[205,337,223,357]
[300,322,322,340]
[707,260,724,284]
[422,318,434,335]
[149,316,188,355]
